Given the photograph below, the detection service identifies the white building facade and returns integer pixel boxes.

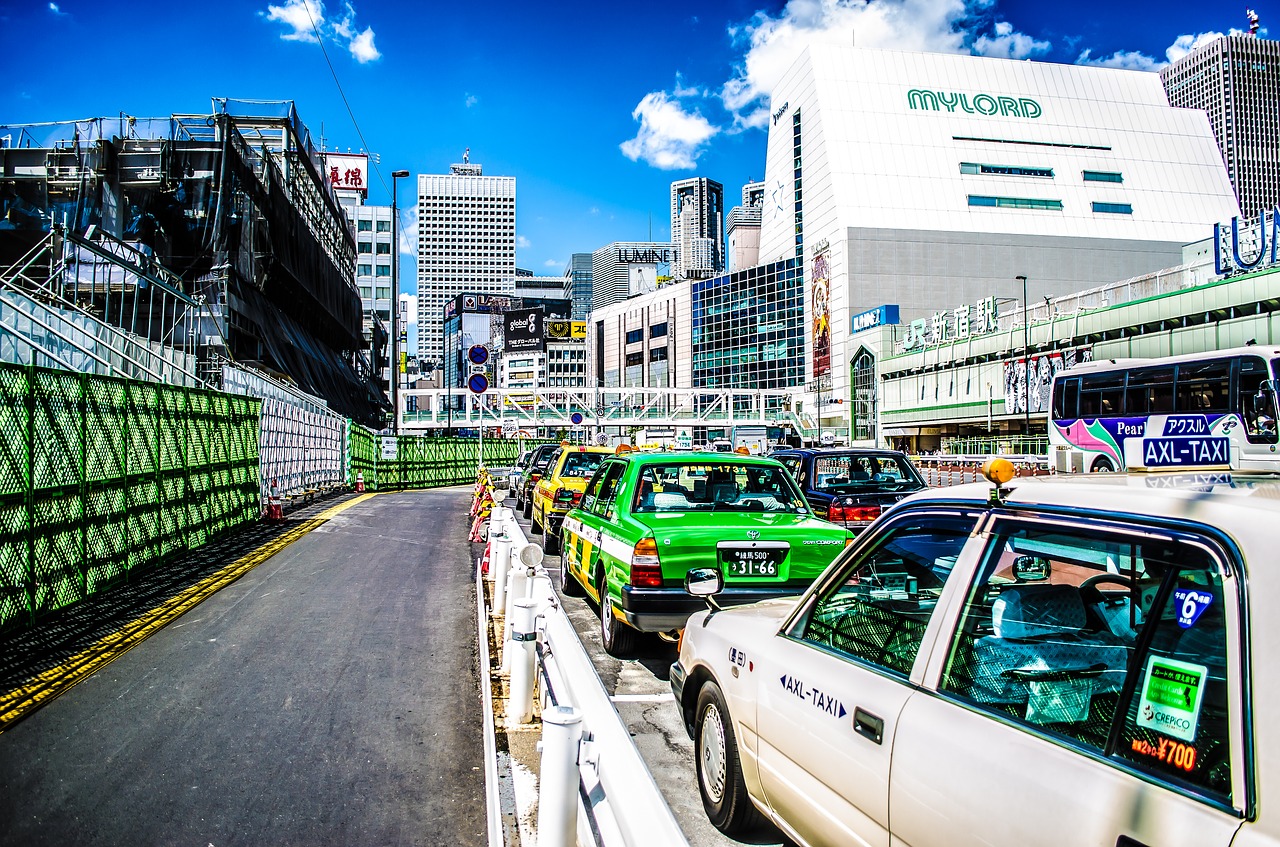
[758,44,1241,435]
[588,284,691,389]
[415,159,516,370]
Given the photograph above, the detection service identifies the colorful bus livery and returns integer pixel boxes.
[1049,347,1280,473]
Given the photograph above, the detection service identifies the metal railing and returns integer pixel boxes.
[481,501,689,847]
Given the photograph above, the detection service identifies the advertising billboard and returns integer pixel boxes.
[504,308,545,353]
[322,152,369,197]
[547,320,587,341]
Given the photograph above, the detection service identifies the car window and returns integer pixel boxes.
[632,461,808,513]
[940,520,1235,805]
[776,455,803,480]
[791,512,979,677]
[535,449,559,472]
[812,454,923,493]
[583,462,625,516]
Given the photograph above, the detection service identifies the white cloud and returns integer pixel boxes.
[1075,48,1162,71]
[620,90,719,170]
[516,235,531,249]
[48,3,68,16]
[399,208,417,257]
[1165,31,1228,64]
[465,93,479,108]
[973,20,1050,60]
[348,26,380,62]
[544,259,561,268]
[265,0,322,42]
[263,0,381,61]
[589,207,600,215]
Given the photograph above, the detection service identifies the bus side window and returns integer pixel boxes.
[1054,378,1079,419]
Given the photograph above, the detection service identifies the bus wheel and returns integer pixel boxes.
[1091,457,1115,473]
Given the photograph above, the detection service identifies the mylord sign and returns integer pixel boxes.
[908,89,1042,119]
[851,305,900,334]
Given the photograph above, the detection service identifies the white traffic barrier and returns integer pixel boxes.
[502,563,533,673]
[483,511,689,847]
[492,531,513,613]
[537,706,583,847]
[508,598,538,725]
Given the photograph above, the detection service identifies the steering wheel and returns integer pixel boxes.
[1078,573,1134,605]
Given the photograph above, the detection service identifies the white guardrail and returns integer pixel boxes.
[478,493,690,847]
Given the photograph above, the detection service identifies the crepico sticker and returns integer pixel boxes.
[1173,588,1213,629]
[1137,655,1208,743]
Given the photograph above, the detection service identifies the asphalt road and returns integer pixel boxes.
[0,488,485,847]
[508,502,788,847]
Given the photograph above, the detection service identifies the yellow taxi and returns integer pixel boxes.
[531,445,612,555]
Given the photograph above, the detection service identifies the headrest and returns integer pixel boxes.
[992,584,1086,640]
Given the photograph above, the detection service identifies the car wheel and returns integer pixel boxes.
[560,561,585,597]
[598,572,636,657]
[544,527,560,556]
[1091,457,1115,473]
[696,681,765,836]
[531,507,543,535]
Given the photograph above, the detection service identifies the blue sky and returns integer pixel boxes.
[2,0,1271,296]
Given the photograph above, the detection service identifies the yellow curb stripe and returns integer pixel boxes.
[0,494,373,732]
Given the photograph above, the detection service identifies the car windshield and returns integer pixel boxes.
[811,454,923,494]
[633,462,809,513]
[560,451,606,478]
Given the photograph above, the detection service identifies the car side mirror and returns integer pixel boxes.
[1012,555,1051,581]
[685,567,724,599]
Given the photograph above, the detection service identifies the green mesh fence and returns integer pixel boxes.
[0,362,261,633]
[345,428,554,490]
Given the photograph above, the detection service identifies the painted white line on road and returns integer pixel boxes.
[609,693,675,703]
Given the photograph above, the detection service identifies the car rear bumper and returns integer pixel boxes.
[619,584,804,632]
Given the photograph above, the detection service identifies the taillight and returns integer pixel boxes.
[555,487,575,504]
[830,502,880,523]
[630,538,663,587]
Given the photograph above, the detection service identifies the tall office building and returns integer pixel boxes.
[1161,33,1280,218]
[670,177,724,280]
[590,242,675,312]
[726,180,765,272]
[415,154,516,369]
[564,253,593,320]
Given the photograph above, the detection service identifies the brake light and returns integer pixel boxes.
[630,538,663,587]
[829,502,880,523]
[554,487,581,505]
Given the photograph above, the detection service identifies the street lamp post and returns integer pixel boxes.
[1016,274,1030,446]
[390,170,410,434]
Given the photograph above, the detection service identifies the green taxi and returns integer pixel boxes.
[560,450,853,656]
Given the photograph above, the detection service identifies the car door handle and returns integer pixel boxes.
[853,707,884,745]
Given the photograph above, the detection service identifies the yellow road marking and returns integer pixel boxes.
[0,494,375,732]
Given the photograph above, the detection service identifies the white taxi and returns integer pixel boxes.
[671,459,1276,847]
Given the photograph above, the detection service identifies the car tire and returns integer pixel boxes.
[560,562,585,597]
[531,508,543,535]
[544,528,560,556]
[522,496,532,519]
[598,572,636,657]
[696,680,765,836]
[1091,457,1115,473]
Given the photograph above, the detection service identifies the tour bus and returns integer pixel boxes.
[1048,346,1280,473]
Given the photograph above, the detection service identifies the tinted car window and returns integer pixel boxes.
[812,454,923,494]
[633,461,807,513]
[560,451,607,478]
[792,512,978,676]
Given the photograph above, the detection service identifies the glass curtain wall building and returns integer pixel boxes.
[691,257,804,390]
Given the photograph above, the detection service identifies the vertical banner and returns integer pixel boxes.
[1003,347,1093,413]
[812,250,831,378]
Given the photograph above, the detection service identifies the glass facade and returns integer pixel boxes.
[691,257,804,389]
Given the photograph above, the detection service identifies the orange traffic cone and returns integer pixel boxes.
[481,541,492,575]
[356,471,365,493]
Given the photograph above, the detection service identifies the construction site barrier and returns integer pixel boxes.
[0,361,261,632]
[479,494,689,847]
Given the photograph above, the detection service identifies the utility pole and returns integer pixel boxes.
[390,169,410,434]
[1017,274,1030,448]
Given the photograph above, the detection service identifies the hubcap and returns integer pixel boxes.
[699,703,727,803]
[601,594,614,640]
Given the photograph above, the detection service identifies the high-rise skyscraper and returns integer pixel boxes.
[565,253,593,320]
[726,180,765,272]
[415,153,516,369]
[670,177,724,280]
[1161,32,1280,218]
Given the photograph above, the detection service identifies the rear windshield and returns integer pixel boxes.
[812,454,923,494]
[634,462,808,514]
[560,451,607,478]
[533,449,558,471]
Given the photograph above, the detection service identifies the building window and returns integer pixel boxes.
[1092,201,1134,214]
[650,347,668,362]
[1083,170,1124,183]
[358,264,372,276]
[625,329,644,344]
[357,220,373,231]
[968,195,1064,211]
[960,162,1054,178]
[625,352,644,366]
[358,242,373,253]
[376,265,392,277]
[651,322,668,338]
[376,219,391,232]
[376,243,391,254]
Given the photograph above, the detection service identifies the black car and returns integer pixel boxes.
[769,447,926,531]
[516,443,561,518]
